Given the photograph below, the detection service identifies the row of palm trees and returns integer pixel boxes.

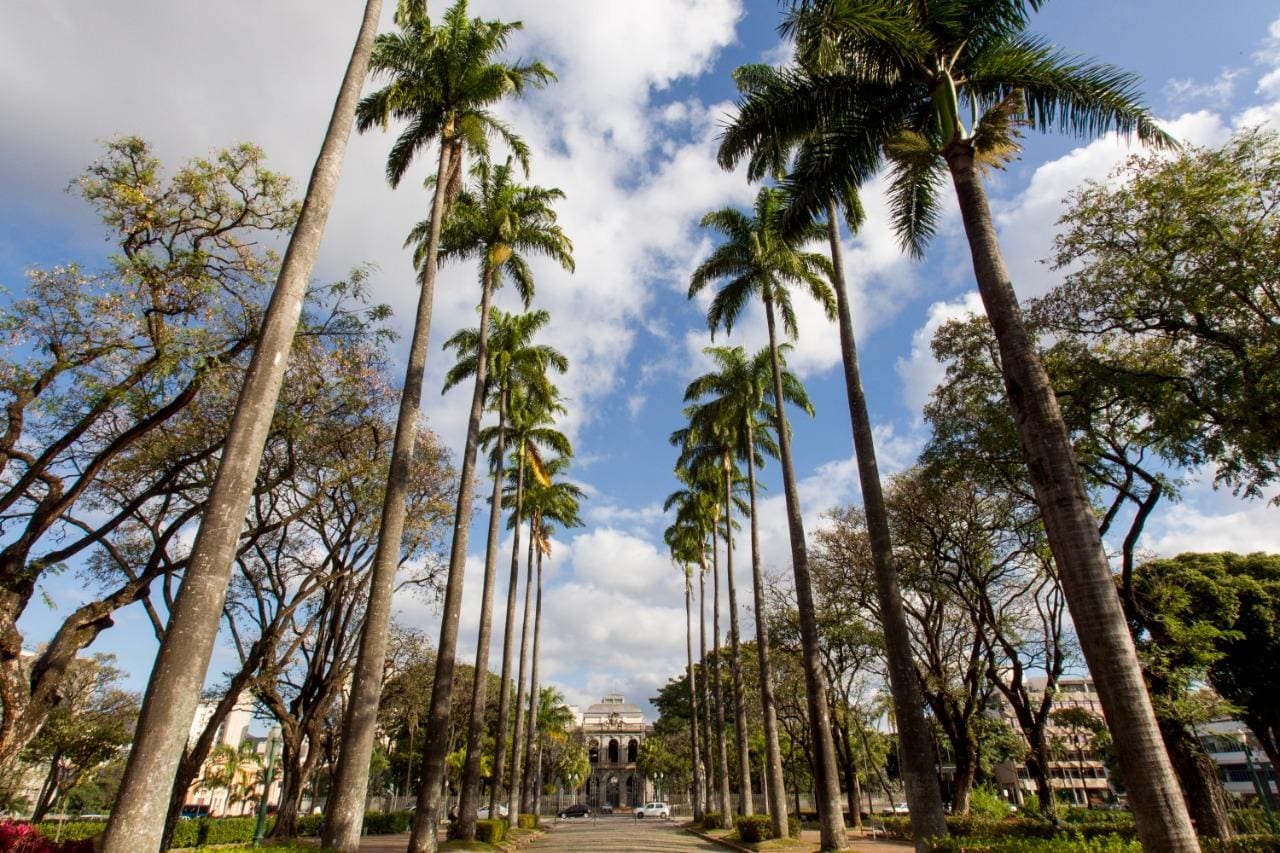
[102,2,583,852]
[666,1,1199,852]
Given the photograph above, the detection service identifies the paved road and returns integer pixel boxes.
[528,816,724,851]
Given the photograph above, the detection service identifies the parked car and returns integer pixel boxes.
[885,802,909,815]
[557,803,591,819]
[634,801,670,819]
[600,803,614,814]
[476,804,509,819]
[179,804,210,821]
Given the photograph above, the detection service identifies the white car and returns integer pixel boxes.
[477,804,509,819]
[887,802,909,814]
[634,801,670,819]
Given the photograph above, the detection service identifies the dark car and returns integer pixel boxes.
[557,803,591,819]
[180,804,211,821]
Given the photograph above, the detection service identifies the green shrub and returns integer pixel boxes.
[924,835,1143,853]
[169,817,203,848]
[702,812,724,830]
[787,815,801,838]
[360,810,413,834]
[881,816,912,839]
[735,814,774,843]
[1231,810,1280,837]
[1203,836,1280,853]
[517,812,539,830]
[295,814,323,837]
[34,820,107,842]
[202,816,264,845]
[970,786,1013,820]
[1021,795,1042,816]
[475,818,507,844]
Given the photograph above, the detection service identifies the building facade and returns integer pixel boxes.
[577,694,653,810]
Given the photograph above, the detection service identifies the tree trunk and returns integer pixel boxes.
[456,393,507,841]
[686,572,705,823]
[825,201,945,844]
[520,541,545,814]
[837,718,862,830]
[404,234,496,853]
[103,5,383,849]
[1161,717,1233,840]
[721,456,753,816]
[710,531,733,819]
[762,291,847,852]
[699,556,716,821]
[506,519,536,828]
[271,735,305,839]
[745,425,788,836]
[490,452,527,817]
[32,752,60,822]
[950,739,978,816]
[945,146,1198,853]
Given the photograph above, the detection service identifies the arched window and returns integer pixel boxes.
[608,738,620,763]
[627,739,638,763]
[589,741,599,764]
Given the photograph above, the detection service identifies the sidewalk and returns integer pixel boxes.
[689,824,915,853]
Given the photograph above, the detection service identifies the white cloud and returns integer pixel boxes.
[1145,478,1280,556]
[895,291,985,415]
[1166,68,1246,107]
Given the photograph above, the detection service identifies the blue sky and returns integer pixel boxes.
[3,0,1280,724]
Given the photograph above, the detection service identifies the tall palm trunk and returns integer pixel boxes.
[490,451,527,814]
[520,537,545,814]
[744,422,788,836]
[101,5,384,848]
[944,147,1198,853]
[506,518,536,827]
[455,396,507,840]
[685,569,706,822]
[406,248,498,853]
[761,291,847,852]
[699,554,715,820]
[710,528,733,819]
[825,200,946,843]
[721,455,753,816]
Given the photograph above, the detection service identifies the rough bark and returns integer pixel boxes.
[745,426,788,836]
[825,202,945,844]
[455,396,506,840]
[490,452,527,815]
[721,458,753,816]
[699,557,716,820]
[405,252,497,853]
[945,147,1198,853]
[101,6,383,848]
[1162,717,1234,839]
[762,291,847,851]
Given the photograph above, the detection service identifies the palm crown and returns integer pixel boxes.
[356,0,554,189]
[720,0,1175,254]
[689,186,835,340]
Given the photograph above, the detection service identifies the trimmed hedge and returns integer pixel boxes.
[362,810,413,834]
[33,820,106,842]
[0,820,94,853]
[736,815,773,843]
[296,814,323,837]
[475,818,508,844]
[924,836,1142,853]
[169,815,268,848]
[884,815,1138,843]
[517,812,539,830]
[701,812,725,830]
[1203,837,1280,853]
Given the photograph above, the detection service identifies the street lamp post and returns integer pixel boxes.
[253,726,282,848]
[1239,729,1280,835]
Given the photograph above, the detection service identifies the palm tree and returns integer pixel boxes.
[687,185,848,849]
[519,457,585,814]
[664,517,707,823]
[722,59,949,839]
[681,344,808,837]
[100,5,385,848]
[720,3,1192,848]
[327,4,553,849]
[665,468,739,821]
[444,308,567,840]
[492,393,572,827]
[673,415,754,818]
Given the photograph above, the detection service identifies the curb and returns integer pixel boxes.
[685,825,752,853]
